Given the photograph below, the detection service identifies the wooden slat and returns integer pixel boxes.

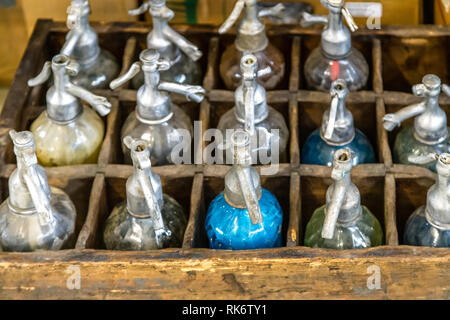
[298,164,386,178]
[289,37,301,92]
[202,37,219,91]
[98,98,121,167]
[103,164,198,179]
[0,247,448,299]
[376,98,392,166]
[76,174,107,249]
[287,172,301,247]
[289,96,299,167]
[48,21,450,38]
[372,39,383,94]
[203,164,292,178]
[208,90,289,103]
[384,174,399,245]
[0,164,98,180]
[182,173,205,248]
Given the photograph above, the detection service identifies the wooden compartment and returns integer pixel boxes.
[0,20,449,300]
[381,36,450,92]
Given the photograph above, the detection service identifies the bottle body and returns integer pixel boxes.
[393,124,450,172]
[304,205,383,249]
[404,206,450,247]
[217,106,289,163]
[0,187,76,252]
[304,47,368,92]
[30,105,105,166]
[301,128,375,166]
[103,194,187,250]
[205,188,283,250]
[70,49,120,91]
[132,52,202,89]
[121,105,193,165]
[220,43,285,90]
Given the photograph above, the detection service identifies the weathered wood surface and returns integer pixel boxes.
[0,247,448,299]
[0,20,449,300]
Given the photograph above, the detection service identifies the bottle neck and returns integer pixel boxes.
[68,13,100,68]
[321,8,352,59]
[46,66,82,123]
[414,95,448,144]
[137,69,172,122]
[325,175,362,227]
[148,15,179,62]
[8,161,46,215]
[234,80,269,124]
[224,164,262,209]
[425,171,450,230]
[235,2,268,53]
[320,97,355,146]
[126,166,164,219]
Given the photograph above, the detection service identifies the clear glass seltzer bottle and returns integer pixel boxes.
[110,49,205,166]
[127,0,203,88]
[0,130,76,252]
[217,53,289,165]
[60,0,119,90]
[301,0,369,92]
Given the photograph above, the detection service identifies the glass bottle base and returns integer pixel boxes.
[205,188,283,250]
[131,52,202,89]
[393,125,450,172]
[30,106,105,166]
[217,106,289,165]
[120,105,193,166]
[304,47,369,92]
[219,43,285,90]
[304,205,383,249]
[70,49,120,91]
[301,128,375,166]
[103,194,187,250]
[0,187,76,252]
[404,206,450,247]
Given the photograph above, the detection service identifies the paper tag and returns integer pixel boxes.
[345,2,383,18]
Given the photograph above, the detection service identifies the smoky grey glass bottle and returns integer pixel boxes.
[103,136,187,250]
[217,53,289,164]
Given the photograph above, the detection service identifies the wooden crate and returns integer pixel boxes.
[0,19,449,299]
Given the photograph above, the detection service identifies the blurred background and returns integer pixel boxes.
[0,0,448,107]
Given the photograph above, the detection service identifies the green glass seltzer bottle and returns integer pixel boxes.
[304,148,383,249]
